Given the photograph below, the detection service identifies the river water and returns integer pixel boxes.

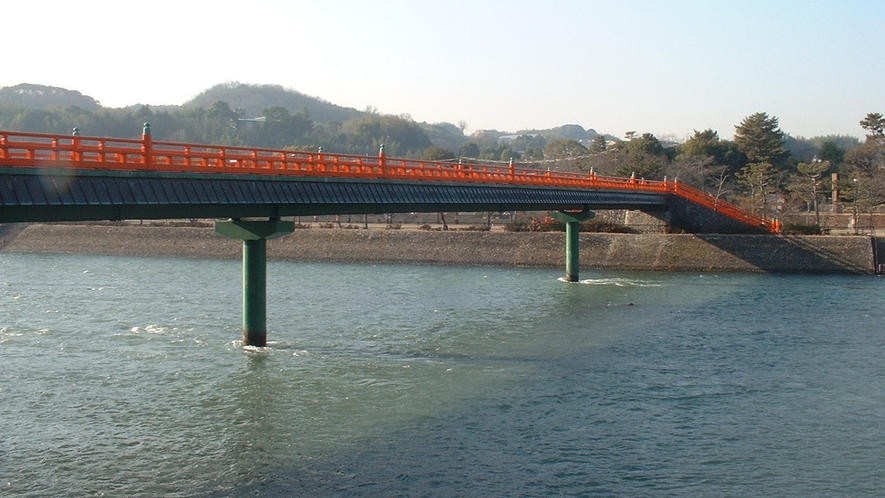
[1,253,884,496]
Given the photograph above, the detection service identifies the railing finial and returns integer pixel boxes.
[143,122,151,137]
[72,127,80,136]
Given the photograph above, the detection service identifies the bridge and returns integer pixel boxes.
[1,125,778,345]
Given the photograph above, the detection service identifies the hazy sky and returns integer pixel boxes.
[3,0,883,140]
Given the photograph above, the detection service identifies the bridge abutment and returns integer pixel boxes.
[550,210,595,282]
[215,219,295,346]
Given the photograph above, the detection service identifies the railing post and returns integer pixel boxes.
[142,122,153,167]
[72,127,81,163]
[509,157,515,181]
[317,146,325,172]
[378,144,386,176]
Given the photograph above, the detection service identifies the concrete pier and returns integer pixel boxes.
[215,219,295,346]
[550,210,595,282]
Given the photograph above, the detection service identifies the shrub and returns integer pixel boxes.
[503,221,530,232]
[579,220,635,233]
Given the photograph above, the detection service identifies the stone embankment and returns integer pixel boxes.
[1,223,882,274]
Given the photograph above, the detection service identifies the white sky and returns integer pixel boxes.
[3,0,883,140]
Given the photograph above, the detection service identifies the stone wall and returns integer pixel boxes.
[1,224,879,274]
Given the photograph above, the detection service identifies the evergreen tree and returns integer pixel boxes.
[734,112,789,169]
[458,142,480,158]
[860,112,885,142]
[818,140,845,166]
[589,134,607,153]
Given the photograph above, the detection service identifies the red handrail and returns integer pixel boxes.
[0,129,780,233]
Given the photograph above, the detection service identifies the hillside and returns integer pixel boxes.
[183,82,364,123]
[0,82,364,125]
[0,83,101,111]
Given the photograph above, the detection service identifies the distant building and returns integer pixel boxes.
[237,116,266,129]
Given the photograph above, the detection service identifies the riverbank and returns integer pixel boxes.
[1,223,882,274]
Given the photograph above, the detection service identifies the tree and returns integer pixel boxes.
[843,140,885,176]
[207,100,238,122]
[784,135,820,163]
[459,142,480,158]
[589,134,607,153]
[734,112,789,169]
[674,129,746,202]
[679,129,746,173]
[423,146,455,161]
[842,140,885,232]
[680,129,719,158]
[340,114,431,156]
[615,132,667,178]
[736,162,777,218]
[508,135,546,162]
[544,139,589,172]
[818,140,845,166]
[257,106,312,148]
[795,160,831,227]
[860,112,885,142]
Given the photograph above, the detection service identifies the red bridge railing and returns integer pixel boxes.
[0,127,780,233]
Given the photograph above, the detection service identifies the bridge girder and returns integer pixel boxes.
[0,167,763,233]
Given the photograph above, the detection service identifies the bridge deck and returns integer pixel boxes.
[0,129,778,233]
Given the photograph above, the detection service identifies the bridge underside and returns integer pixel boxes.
[0,167,761,233]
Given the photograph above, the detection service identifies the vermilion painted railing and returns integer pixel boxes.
[0,128,780,233]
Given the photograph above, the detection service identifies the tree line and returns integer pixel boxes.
[509,113,883,230]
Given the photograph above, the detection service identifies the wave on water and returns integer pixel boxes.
[123,324,173,335]
[558,277,663,287]
[234,340,310,357]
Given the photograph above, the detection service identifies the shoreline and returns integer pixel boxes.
[1,223,882,274]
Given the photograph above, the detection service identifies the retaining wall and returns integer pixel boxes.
[0,224,879,274]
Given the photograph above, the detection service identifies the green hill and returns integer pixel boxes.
[183,82,364,123]
[0,83,101,111]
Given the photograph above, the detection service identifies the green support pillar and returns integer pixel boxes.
[215,219,295,346]
[550,210,595,282]
[243,238,267,344]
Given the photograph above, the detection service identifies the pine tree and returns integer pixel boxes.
[734,112,789,169]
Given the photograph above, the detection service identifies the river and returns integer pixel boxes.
[1,253,884,496]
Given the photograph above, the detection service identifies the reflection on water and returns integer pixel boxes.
[1,253,884,496]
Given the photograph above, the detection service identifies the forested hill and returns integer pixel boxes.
[0,82,453,158]
[0,84,102,111]
[184,83,363,123]
[0,82,363,124]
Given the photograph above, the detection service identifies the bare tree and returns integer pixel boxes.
[795,160,831,227]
